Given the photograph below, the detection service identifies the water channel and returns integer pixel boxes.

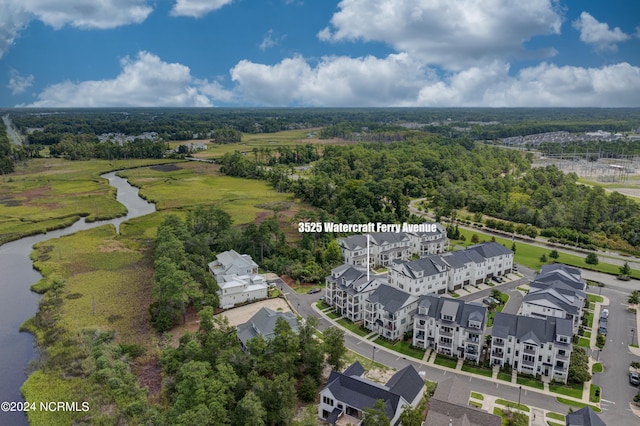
[0,171,155,425]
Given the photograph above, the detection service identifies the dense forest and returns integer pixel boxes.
[219,134,640,254]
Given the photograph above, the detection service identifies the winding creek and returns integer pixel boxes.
[0,171,155,425]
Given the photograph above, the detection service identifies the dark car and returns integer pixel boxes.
[630,372,640,386]
[307,287,321,294]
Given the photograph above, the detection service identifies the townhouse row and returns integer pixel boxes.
[337,222,449,268]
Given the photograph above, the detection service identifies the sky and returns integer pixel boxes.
[0,0,639,108]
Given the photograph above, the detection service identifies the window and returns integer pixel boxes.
[322,396,334,406]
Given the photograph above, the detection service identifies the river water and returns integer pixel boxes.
[0,171,155,425]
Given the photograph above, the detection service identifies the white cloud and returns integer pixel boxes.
[7,69,34,95]
[24,52,215,107]
[229,55,640,107]
[170,0,233,18]
[319,0,562,69]
[259,29,283,51]
[0,1,152,57]
[573,11,630,51]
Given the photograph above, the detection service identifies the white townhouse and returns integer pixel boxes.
[337,223,448,268]
[324,264,385,322]
[522,264,586,334]
[388,255,450,295]
[413,295,487,364]
[490,312,573,383]
[318,361,425,425]
[465,242,514,281]
[439,250,475,291]
[208,250,267,308]
[407,222,450,256]
[363,284,419,341]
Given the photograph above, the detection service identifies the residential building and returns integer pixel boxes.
[412,295,487,363]
[388,242,514,294]
[522,264,586,334]
[388,256,449,295]
[318,361,425,425]
[490,312,573,383]
[425,377,501,426]
[408,223,450,256]
[337,223,448,268]
[565,406,606,426]
[236,307,298,351]
[325,264,386,322]
[208,250,266,308]
[363,284,419,341]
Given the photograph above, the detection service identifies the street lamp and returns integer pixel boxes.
[632,328,636,346]
[372,346,376,364]
[517,386,522,407]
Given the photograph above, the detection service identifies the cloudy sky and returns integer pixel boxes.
[0,0,638,107]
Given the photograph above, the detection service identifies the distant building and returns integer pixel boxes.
[324,264,386,322]
[236,307,298,351]
[318,361,425,425]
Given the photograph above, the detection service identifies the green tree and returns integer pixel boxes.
[511,242,516,253]
[539,254,547,263]
[620,262,632,279]
[399,403,423,426]
[549,249,559,260]
[568,347,591,384]
[299,316,324,381]
[323,239,343,266]
[628,290,640,305]
[362,399,390,426]
[234,391,267,426]
[471,234,479,244]
[585,253,599,265]
[323,327,346,371]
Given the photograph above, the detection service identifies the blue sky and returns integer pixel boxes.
[0,0,639,107]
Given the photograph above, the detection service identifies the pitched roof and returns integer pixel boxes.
[385,365,425,404]
[236,307,298,347]
[338,235,368,251]
[492,312,572,343]
[391,255,449,279]
[417,294,487,329]
[466,242,513,259]
[565,406,606,426]
[433,376,470,406]
[426,399,502,426]
[343,361,365,377]
[523,288,580,314]
[367,284,417,313]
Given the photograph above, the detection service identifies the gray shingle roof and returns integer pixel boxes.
[492,312,572,343]
[417,294,487,329]
[566,406,606,426]
[324,371,399,420]
[392,255,448,279]
[426,399,502,426]
[385,365,425,404]
[338,235,368,251]
[367,284,417,313]
[466,242,513,258]
[236,307,298,347]
[523,288,580,315]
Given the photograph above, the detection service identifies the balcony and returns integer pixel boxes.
[522,358,535,367]
[493,339,505,347]
[556,351,569,360]
[440,329,453,337]
[439,339,453,347]
[491,350,504,357]
[523,346,536,355]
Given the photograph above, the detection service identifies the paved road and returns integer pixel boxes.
[2,114,23,146]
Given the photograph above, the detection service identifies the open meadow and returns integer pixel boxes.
[0,158,181,245]
[117,161,298,225]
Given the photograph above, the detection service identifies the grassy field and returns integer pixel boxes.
[550,382,584,399]
[555,397,601,412]
[336,318,369,337]
[455,227,640,279]
[516,375,545,389]
[495,398,530,412]
[0,158,180,245]
[587,294,604,304]
[592,363,603,373]
[461,363,493,377]
[471,391,484,400]
[590,384,601,403]
[117,161,297,225]
[373,338,426,359]
[433,354,458,369]
[498,371,513,382]
[546,412,565,422]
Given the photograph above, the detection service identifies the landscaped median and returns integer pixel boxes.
[555,396,601,413]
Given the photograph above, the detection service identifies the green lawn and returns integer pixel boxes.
[433,354,458,369]
[577,337,591,348]
[326,310,341,319]
[584,331,592,339]
[547,422,565,426]
[495,399,530,412]
[555,397,601,412]
[587,294,604,304]
[461,363,493,377]
[546,412,565,421]
[373,338,426,360]
[471,392,484,400]
[516,375,545,390]
[316,301,330,310]
[592,363,603,373]
[589,384,601,403]
[457,227,640,279]
[336,318,369,337]
[584,311,594,329]
[498,371,513,382]
[470,401,483,408]
[550,382,584,399]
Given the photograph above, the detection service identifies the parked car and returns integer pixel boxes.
[307,287,321,294]
[629,371,640,386]
[600,309,609,320]
[482,298,494,305]
[491,276,501,283]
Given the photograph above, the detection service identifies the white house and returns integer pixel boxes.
[208,250,266,308]
[325,264,386,322]
[490,312,573,383]
[413,295,487,364]
[388,256,450,295]
[318,361,425,425]
[407,223,450,256]
[363,284,419,341]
